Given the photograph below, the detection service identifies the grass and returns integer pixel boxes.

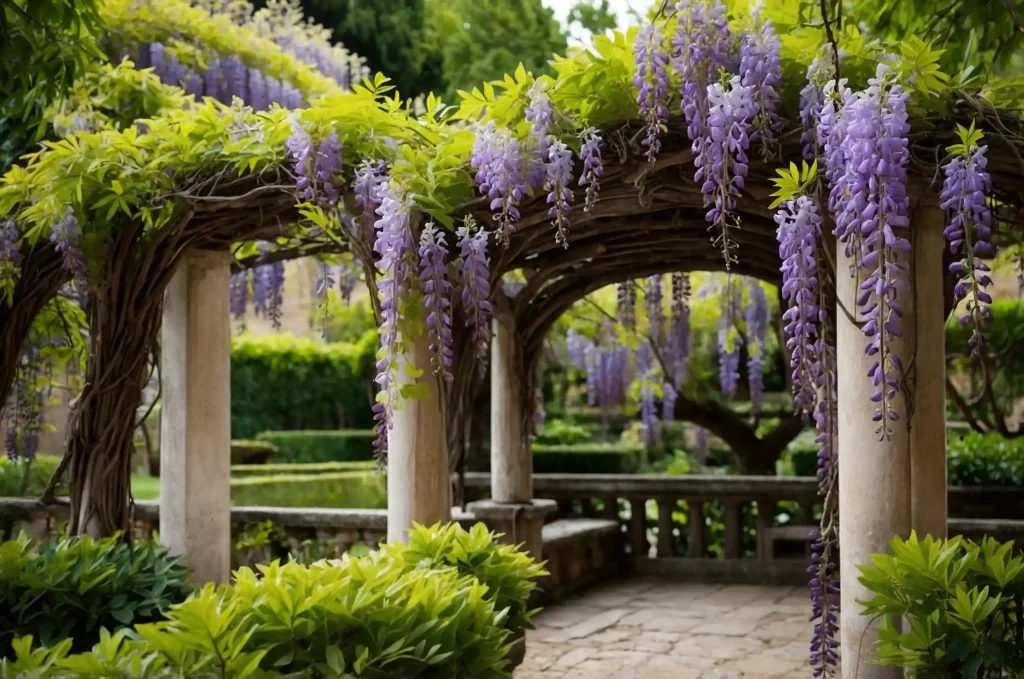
[131,474,160,500]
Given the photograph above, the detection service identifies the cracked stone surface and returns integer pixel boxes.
[517,577,820,679]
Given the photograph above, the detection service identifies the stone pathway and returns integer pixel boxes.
[517,578,813,679]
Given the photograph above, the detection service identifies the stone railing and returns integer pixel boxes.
[463,473,1024,584]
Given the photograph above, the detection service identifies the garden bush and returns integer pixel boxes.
[231,331,377,439]
[230,460,376,477]
[947,431,1024,486]
[230,470,386,508]
[0,532,192,656]
[532,418,595,445]
[859,532,1024,676]
[532,443,639,474]
[2,523,545,678]
[229,440,277,465]
[255,429,376,464]
[0,455,64,497]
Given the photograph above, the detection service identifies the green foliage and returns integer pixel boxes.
[3,522,542,678]
[0,532,192,656]
[532,443,639,474]
[533,418,595,446]
[230,460,376,477]
[231,332,377,439]
[230,470,386,508]
[384,522,549,632]
[0,455,64,497]
[947,431,1024,487]
[567,0,618,37]
[229,440,278,465]
[254,429,376,464]
[858,532,1024,676]
[768,160,817,208]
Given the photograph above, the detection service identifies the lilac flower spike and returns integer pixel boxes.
[230,271,249,320]
[669,272,692,389]
[579,129,604,213]
[526,80,555,189]
[471,121,528,247]
[545,139,575,248]
[745,282,769,414]
[940,126,994,357]
[418,223,454,384]
[702,76,755,268]
[739,10,783,160]
[354,160,388,244]
[634,21,670,162]
[1,221,21,290]
[456,222,493,360]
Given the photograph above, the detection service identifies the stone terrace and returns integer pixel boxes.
[518,578,813,679]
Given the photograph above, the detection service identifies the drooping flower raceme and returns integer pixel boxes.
[718,280,742,398]
[471,122,528,247]
[776,196,824,413]
[674,0,731,174]
[314,131,343,205]
[694,426,710,463]
[252,243,285,329]
[0,221,20,290]
[418,223,454,383]
[668,272,692,389]
[230,271,249,320]
[354,160,388,244]
[646,275,665,346]
[579,129,604,213]
[662,382,678,422]
[745,282,769,414]
[618,281,637,330]
[702,76,755,268]
[634,21,671,162]
[641,383,661,447]
[526,81,555,189]
[456,223,493,361]
[373,183,414,434]
[286,121,315,201]
[835,65,912,438]
[545,139,575,248]
[940,139,994,356]
[567,328,594,370]
[739,11,782,160]
[799,58,833,162]
[50,209,86,284]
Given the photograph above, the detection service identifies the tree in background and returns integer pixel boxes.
[567,0,618,42]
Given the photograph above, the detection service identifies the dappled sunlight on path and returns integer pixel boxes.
[518,578,812,678]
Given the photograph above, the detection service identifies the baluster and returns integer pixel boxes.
[557,498,573,518]
[657,498,675,558]
[688,501,706,558]
[756,501,774,561]
[601,496,619,520]
[629,498,648,558]
[581,498,597,518]
[723,500,743,559]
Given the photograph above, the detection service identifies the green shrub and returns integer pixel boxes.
[777,430,820,477]
[255,429,376,464]
[0,456,64,497]
[532,443,639,473]
[229,440,277,465]
[3,523,544,678]
[947,431,1024,486]
[859,532,1024,676]
[0,532,192,656]
[230,470,387,508]
[231,331,377,439]
[230,460,376,477]
[533,418,595,445]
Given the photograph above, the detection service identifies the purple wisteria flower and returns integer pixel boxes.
[702,76,755,268]
[662,382,678,422]
[799,58,829,161]
[809,525,840,677]
[694,425,710,463]
[634,21,670,162]
[718,282,741,399]
[567,328,594,370]
[641,383,660,446]
[674,0,731,174]
[418,223,454,383]
[940,135,994,356]
[338,258,359,305]
[588,339,631,418]
[745,282,768,414]
[776,196,824,413]
[252,243,285,329]
[286,121,315,201]
[287,122,343,206]
[230,271,249,320]
[739,11,782,160]
[354,160,388,243]
[618,281,637,330]
[668,272,692,389]
[373,182,414,426]
[526,81,555,189]
[646,275,665,346]
[545,139,575,248]
[456,223,493,360]
[1,221,20,289]
[471,122,528,247]
[314,131,343,205]
[579,129,604,213]
[835,65,911,438]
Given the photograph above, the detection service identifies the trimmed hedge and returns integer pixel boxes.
[255,429,376,464]
[947,431,1024,487]
[230,460,376,477]
[230,470,386,508]
[231,331,377,439]
[532,443,639,474]
[229,440,277,465]
[0,455,64,497]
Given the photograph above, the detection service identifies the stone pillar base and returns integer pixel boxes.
[467,499,557,562]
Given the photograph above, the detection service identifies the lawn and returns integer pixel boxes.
[131,474,160,500]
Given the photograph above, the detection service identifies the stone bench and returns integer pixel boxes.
[537,518,624,604]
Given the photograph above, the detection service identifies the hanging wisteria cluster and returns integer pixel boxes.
[744,283,768,414]
[418,223,454,384]
[230,244,286,329]
[666,272,692,388]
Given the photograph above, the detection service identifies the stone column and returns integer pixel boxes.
[387,332,451,543]
[837,241,912,679]
[910,200,948,539]
[160,250,232,585]
[469,310,555,560]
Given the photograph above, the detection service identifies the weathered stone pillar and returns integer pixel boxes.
[469,310,555,560]
[160,250,231,584]
[909,200,948,539]
[837,241,912,679]
[387,332,451,543]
